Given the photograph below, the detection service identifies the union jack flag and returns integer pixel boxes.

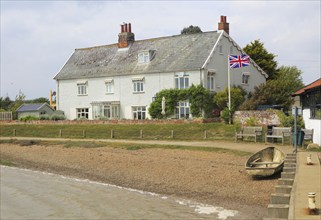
[229,54,250,69]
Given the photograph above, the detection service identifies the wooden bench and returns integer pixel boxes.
[235,126,263,143]
[265,127,292,145]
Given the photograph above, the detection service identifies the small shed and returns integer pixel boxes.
[16,103,54,119]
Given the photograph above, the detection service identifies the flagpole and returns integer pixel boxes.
[227,55,231,124]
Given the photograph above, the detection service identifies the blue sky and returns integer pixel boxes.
[1,0,320,99]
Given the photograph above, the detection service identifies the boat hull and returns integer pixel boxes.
[245,147,285,177]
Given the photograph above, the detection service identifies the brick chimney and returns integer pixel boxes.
[218,16,229,35]
[118,23,135,48]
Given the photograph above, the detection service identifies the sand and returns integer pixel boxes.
[0,142,279,219]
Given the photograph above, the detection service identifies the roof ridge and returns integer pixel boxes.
[75,31,219,51]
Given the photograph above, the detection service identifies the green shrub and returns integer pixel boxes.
[19,116,39,122]
[220,108,231,124]
[245,117,260,126]
[276,110,305,131]
[40,115,50,120]
[51,114,65,121]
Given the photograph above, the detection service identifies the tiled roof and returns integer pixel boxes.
[16,103,47,112]
[293,78,321,96]
[54,31,221,80]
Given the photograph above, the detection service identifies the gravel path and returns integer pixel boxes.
[0,140,292,219]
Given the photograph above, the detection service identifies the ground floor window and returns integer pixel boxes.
[176,101,190,119]
[77,108,89,119]
[132,106,146,120]
[92,102,120,120]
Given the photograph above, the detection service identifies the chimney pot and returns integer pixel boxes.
[128,23,132,33]
[218,15,229,35]
[118,22,135,48]
[121,24,124,33]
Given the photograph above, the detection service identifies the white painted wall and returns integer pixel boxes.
[56,33,267,120]
[57,70,201,120]
[204,34,267,93]
[303,109,321,146]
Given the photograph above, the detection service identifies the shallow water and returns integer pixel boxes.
[0,166,238,219]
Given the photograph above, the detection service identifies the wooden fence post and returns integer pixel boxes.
[13,129,16,137]
[171,130,174,139]
[59,129,62,137]
[83,130,86,138]
[204,130,207,139]
[111,130,114,139]
[140,130,143,139]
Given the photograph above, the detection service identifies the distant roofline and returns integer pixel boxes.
[292,78,321,96]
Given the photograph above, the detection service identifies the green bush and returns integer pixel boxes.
[148,85,214,119]
[20,116,39,122]
[276,110,305,131]
[245,117,260,126]
[40,115,50,120]
[51,114,65,121]
[220,108,231,124]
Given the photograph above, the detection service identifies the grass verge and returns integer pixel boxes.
[0,159,15,167]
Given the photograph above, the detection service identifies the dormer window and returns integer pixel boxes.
[138,51,150,63]
[138,50,155,63]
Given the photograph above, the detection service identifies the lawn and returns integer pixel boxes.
[0,123,238,141]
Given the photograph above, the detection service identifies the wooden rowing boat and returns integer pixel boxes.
[245,146,285,177]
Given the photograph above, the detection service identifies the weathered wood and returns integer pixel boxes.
[246,147,285,177]
[235,126,263,143]
[265,127,292,145]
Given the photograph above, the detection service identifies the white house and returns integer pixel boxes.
[54,16,268,120]
[292,78,321,146]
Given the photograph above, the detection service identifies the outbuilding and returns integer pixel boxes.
[16,103,54,119]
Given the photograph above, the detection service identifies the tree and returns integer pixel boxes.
[274,66,304,92]
[214,87,247,124]
[10,91,26,112]
[0,96,13,111]
[239,65,304,111]
[214,86,247,110]
[243,39,278,80]
[26,97,49,104]
[181,25,202,35]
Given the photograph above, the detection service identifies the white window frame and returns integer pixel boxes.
[77,83,87,96]
[138,51,150,63]
[242,73,250,85]
[133,80,144,93]
[92,103,120,120]
[176,101,190,119]
[175,73,189,89]
[207,71,215,91]
[77,108,89,119]
[132,106,146,120]
[105,79,114,94]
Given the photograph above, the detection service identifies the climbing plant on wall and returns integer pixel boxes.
[148,85,215,119]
